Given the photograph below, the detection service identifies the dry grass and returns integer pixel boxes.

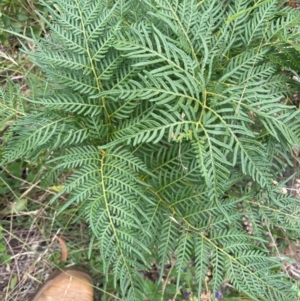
[0,182,93,301]
[0,36,97,300]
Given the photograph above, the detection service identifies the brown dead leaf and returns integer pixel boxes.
[55,235,68,261]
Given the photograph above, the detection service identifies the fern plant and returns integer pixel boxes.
[1,0,300,300]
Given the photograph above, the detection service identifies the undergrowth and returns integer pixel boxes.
[1,0,300,300]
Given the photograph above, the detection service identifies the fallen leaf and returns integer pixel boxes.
[55,235,68,261]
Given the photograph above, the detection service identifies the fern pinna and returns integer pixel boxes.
[1,0,300,300]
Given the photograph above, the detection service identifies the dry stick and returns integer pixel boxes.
[2,234,21,301]
[265,223,289,275]
[54,235,68,262]
[1,166,66,198]
[19,180,41,199]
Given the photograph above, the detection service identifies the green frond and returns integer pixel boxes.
[0,82,26,131]
[268,42,300,71]
[50,145,154,297]
[110,107,192,146]
[1,113,89,163]
[220,48,269,83]
[226,251,292,301]
[210,251,226,295]
[85,5,119,42]
[234,137,272,186]
[79,0,103,26]
[157,218,179,272]
[252,189,300,231]
[266,6,300,41]
[83,115,110,143]
[194,236,210,296]
[175,231,193,288]
[243,1,277,46]
[27,93,103,116]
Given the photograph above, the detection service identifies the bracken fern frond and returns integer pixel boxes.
[1,0,300,300]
